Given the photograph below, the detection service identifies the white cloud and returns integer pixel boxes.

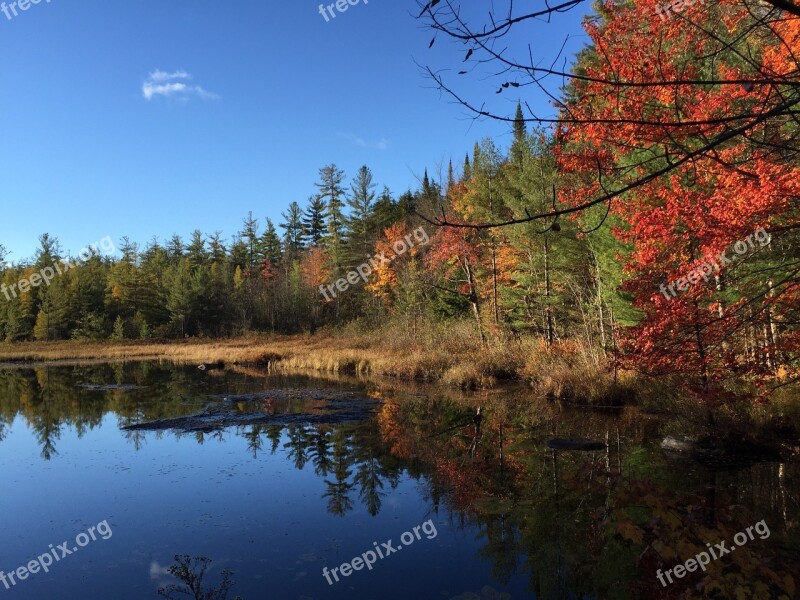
[148,69,190,82]
[142,69,219,101]
[338,132,390,151]
[149,561,171,580]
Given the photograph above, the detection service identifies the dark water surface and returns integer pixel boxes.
[0,363,797,600]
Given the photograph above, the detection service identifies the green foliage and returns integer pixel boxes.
[111,315,125,341]
[345,165,377,265]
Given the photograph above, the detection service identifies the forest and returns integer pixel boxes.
[1,0,798,422]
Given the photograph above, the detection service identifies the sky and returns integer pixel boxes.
[0,0,591,262]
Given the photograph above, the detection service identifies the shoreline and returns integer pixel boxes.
[0,334,627,400]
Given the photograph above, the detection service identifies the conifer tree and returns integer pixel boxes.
[510,102,527,166]
[240,211,261,270]
[447,160,455,194]
[187,230,208,268]
[315,164,346,269]
[260,219,283,266]
[280,202,305,255]
[166,235,184,262]
[302,195,326,246]
[345,165,377,262]
[207,232,228,264]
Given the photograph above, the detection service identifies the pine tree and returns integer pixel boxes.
[463,153,472,181]
[280,202,305,255]
[187,230,208,268]
[302,195,326,246]
[111,315,125,341]
[166,235,184,263]
[229,238,249,271]
[139,318,151,340]
[511,102,527,166]
[447,160,455,194]
[260,219,283,266]
[345,165,377,262]
[418,168,441,216]
[166,258,194,337]
[315,164,346,269]
[373,186,396,230]
[240,211,261,270]
[208,232,228,264]
[34,233,61,269]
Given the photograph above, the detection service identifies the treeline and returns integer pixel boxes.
[0,165,414,339]
[0,113,619,349]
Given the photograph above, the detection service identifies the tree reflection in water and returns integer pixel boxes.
[157,555,243,600]
[0,364,797,599]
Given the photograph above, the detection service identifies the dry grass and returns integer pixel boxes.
[0,320,639,402]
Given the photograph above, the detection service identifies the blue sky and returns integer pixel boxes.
[0,0,590,261]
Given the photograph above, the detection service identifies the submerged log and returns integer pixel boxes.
[546,438,607,451]
[121,389,380,434]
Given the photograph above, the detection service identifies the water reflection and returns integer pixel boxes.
[0,363,797,599]
[378,394,800,599]
[157,555,242,600]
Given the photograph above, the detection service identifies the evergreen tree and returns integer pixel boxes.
[345,165,377,262]
[260,219,283,266]
[396,191,416,219]
[111,315,125,341]
[229,237,249,271]
[302,195,326,246]
[240,211,261,270]
[447,160,455,194]
[373,186,397,230]
[316,164,346,268]
[186,230,208,268]
[418,168,441,216]
[208,232,228,264]
[511,102,527,166]
[166,258,194,337]
[280,202,305,255]
[166,235,184,263]
[463,153,472,181]
[34,233,61,269]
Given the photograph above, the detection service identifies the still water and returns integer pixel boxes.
[0,363,797,600]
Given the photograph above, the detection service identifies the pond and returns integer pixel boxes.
[0,363,796,599]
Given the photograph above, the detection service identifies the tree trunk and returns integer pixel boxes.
[463,257,487,345]
[544,236,554,346]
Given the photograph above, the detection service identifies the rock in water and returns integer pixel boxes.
[660,435,697,452]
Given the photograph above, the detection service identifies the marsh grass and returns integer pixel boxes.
[0,318,638,403]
